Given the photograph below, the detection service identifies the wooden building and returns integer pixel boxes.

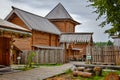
[4,3,93,63]
[46,3,80,33]
[5,6,61,51]
[46,3,93,61]
[0,18,30,66]
[60,33,93,61]
[112,35,120,46]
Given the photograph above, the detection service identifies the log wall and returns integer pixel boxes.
[7,12,60,50]
[32,30,59,47]
[51,20,75,32]
[74,43,88,56]
[7,13,30,29]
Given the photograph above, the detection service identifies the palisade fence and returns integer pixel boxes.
[20,48,64,64]
[86,46,120,65]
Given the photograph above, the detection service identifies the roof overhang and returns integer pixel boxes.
[111,35,120,39]
[48,18,80,25]
[60,32,93,43]
[0,19,31,35]
[33,28,60,35]
[33,45,64,50]
[0,26,31,35]
[72,48,81,51]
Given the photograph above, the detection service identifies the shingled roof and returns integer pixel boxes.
[5,7,61,35]
[46,3,73,19]
[60,33,93,43]
[0,18,30,34]
[46,3,80,24]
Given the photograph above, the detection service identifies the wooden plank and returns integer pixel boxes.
[45,50,49,64]
[89,46,120,65]
[20,49,64,64]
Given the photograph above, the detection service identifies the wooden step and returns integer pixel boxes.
[0,65,6,68]
[0,66,11,72]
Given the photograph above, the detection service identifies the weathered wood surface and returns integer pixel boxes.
[73,71,93,78]
[78,71,93,78]
[21,49,64,64]
[86,46,120,65]
[75,64,120,70]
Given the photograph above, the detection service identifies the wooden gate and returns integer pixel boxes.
[0,37,11,66]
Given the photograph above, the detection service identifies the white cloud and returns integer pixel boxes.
[0,0,12,19]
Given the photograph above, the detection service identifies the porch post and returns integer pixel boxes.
[10,32,14,65]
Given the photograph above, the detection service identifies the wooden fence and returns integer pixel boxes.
[86,46,120,65]
[20,48,64,64]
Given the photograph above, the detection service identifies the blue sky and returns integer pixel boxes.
[0,0,113,42]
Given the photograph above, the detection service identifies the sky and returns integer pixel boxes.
[0,0,113,42]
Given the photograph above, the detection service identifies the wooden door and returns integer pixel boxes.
[0,37,3,64]
[0,37,11,66]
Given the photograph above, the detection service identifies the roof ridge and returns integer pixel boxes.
[45,3,73,19]
[11,6,61,35]
[45,3,61,17]
[58,3,73,19]
[12,6,48,20]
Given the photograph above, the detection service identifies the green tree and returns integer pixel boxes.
[107,40,113,46]
[25,51,36,70]
[94,42,107,47]
[88,0,120,36]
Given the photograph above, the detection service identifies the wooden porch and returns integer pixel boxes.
[0,19,31,66]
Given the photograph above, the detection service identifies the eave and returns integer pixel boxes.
[48,18,80,25]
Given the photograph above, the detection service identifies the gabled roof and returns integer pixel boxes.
[46,3,80,24]
[60,33,93,43]
[5,7,61,35]
[46,3,73,19]
[0,18,30,34]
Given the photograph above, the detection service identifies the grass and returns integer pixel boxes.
[76,71,107,80]
[75,70,120,80]
[14,63,62,71]
[47,69,120,80]
[34,63,62,67]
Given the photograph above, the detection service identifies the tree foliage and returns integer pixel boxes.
[94,42,108,47]
[94,40,113,47]
[25,51,36,70]
[107,40,113,46]
[88,0,120,36]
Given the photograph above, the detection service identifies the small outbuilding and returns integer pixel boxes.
[60,32,93,61]
[112,35,120,46]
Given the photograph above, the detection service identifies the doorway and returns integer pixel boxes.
[0,37,11,66]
